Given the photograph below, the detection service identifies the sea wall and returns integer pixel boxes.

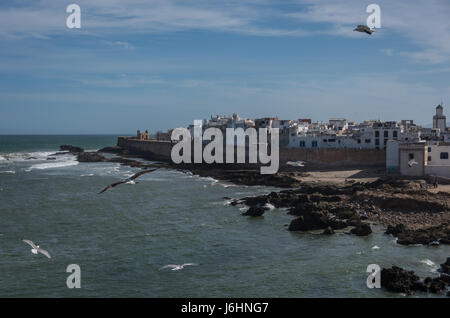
[279,148,386,167]
[117,137,386,167]
[117,137,172,161]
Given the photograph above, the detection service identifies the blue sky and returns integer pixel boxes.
[0,0,449,134]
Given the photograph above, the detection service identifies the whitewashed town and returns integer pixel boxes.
[136,104,450,179]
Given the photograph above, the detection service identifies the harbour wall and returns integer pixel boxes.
[117,137,386,167]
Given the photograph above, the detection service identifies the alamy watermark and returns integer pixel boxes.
[171,120,279,174]
[366,4,381,29]
[366,264,381,289]
[66,264,81,288]
[66,4,81,29]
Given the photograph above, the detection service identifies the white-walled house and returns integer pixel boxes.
[425,143,450,177]
[387,141,450,178]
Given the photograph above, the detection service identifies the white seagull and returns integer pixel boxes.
[160,263,199,271]
[22,240,51,259]
[408,159,418,168]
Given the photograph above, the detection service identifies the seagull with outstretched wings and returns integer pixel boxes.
[22,240,51,259]
[160,263,199,271]
[98,169,157,194]
[408,159,418,168]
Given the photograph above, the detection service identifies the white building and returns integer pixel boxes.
[387,141,450,178]
[425,143,450,177]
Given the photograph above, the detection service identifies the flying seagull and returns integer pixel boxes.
[428,238,441,246]
[22,240,51,259]
[408,159,419,168]
[98,169,157,194]
[354,25,375,35]
[160,263,199,271]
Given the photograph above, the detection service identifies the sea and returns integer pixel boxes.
[0,135,449,297]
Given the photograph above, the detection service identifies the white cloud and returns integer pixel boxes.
[104,41,136,50]
[0,0,449,65]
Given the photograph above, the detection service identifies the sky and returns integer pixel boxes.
[0,0,449,134]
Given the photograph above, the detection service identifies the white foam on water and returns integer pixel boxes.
[4,151,56,162]
[0,170,15,174]
[30,159,78,170]
[265,203,275,210]
[371,245,380,250]
[419,259,439,273]
[420,259,436,267]
[201,176,218,183]
[80,173,95,177]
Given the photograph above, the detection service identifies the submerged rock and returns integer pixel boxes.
[242,206,267,217]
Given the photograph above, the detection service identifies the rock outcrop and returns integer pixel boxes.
[381,259,450,296]
[77,152,106,163]
[60,145,84,153]
[242,206,267,217]
[385,223,450,246]
[350,223,372,236]
[381,266,420,295]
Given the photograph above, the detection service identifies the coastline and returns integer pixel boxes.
[73,144,450,240]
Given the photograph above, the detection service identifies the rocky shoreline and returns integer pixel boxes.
[233,179,450,244]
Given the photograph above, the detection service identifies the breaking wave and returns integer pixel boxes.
[29,159,78,170]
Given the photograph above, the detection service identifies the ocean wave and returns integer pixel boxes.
[0,170,15,174]
[420,259,439,272]
[29,160,79,170]
[420,259,436,267]
[3,151,57,162]
[80,173,95,177]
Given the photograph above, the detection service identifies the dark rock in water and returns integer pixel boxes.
[242,206,267,217]
[77,152,105,163]
[440,257,450,274]
[230,200,240,206]
[98,146,124,154]
[447,291,450,297]
[60,145,84,153]
[49,151,70,156]
[381,266,420,295]
[386,224,406,236]
[26,157,38,160]
[381,260,450,296]
[46,157,56,160]
[322,226,335,235]
[288,211,329,231]
[428,278,447,293]
[350,223,372,236]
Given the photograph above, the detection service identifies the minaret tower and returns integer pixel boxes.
[433,104,446,131]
